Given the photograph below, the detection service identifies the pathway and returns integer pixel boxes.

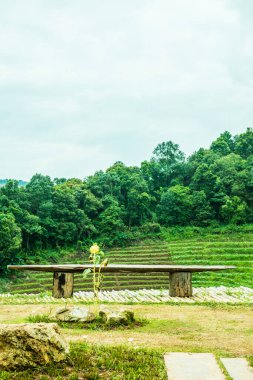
[164,353,253,380]
[1,286,252,304]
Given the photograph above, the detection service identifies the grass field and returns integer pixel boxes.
[167,239,253,288]
[3,228,253,295]
[0,303,252,379]
[1,303,252,356]
[1,227,252,379]
[0,343,166,380]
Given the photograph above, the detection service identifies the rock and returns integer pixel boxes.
[0,323,69,370]
[55,306,95,322]
[99,308,135,325]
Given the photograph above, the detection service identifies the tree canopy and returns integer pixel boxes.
[0,128,252,273]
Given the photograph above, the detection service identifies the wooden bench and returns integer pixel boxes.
[8,264,235,298]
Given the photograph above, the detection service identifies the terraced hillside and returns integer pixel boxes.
[4,235,253,295]
[5,243,171,295]
[168,240,253,288]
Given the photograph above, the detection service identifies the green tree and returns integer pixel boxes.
[1,179,20,200]
[234,127,253,159]
[153,141,185,165]
[51,186,86,244]
[152,141,185,187]
[221,196,247,224]
[97,196,125,235]
[25,174,54,215]
[62,179,102,220]
[157,185,192,226]
[0,213,22,275]
[8,201,42,250]
[190,163,218,198]
[127,189,153,226]
[191,191,214,226]
[245,156,253,222]
[211,154,247,198]
[210,131,234,156]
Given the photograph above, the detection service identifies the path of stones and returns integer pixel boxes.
[1,286,252,304]
[164,353,253,380]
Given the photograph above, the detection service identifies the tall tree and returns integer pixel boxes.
[221,196,247,224]
[0,213,22,275]
[157,185,192,226]
[210,131,234,156]
[25,174,54,215]
[152,141,185,187]
[234,127,253,159]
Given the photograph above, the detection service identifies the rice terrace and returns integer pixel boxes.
[1,225,253,379]
[1,129,253,379]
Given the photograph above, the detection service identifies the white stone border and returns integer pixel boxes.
[0,286,252,304]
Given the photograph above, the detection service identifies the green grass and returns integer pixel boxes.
[0,343,167,380]
[0,303,252,377]
[168,239,253,288]
[160,226,253,288]
[26,312,53,324]
[26,313,148,331]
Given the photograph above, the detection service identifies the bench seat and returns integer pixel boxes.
[8,264,235,299]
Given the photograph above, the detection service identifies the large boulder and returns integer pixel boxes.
[0,323,69,370]
[55,306,96,322]
[99,308,135,325]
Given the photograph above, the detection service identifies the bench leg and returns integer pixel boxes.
[169,272,192,297]
[53,272,74,298]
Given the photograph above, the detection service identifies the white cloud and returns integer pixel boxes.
[0,0,252,179]
[0,138,116,180]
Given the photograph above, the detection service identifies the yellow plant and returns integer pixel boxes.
[83,243,108,306]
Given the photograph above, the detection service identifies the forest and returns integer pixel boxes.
[0,128,252,275]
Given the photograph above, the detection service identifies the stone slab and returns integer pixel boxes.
[164,353,225,380]
[8,264,235,273]
[221,358,253,380]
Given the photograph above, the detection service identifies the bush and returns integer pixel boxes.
[162,224,253,241]
[141,222,162,234]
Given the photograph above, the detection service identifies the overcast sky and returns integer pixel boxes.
[0,0,252,180]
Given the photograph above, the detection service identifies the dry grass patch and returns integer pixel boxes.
[1,303,252,357]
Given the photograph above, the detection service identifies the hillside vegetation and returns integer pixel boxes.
[4,227,252,295]
[0,128,253,277]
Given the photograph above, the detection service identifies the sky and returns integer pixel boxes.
[0,0,253,180]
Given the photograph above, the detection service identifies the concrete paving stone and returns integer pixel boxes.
[164,353,225,380]
[221,358,253,380]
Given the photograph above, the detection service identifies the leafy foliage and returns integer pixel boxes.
[0,213,22,275]
[0,128,252,274]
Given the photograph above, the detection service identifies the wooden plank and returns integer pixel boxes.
[52,272,74,298]
[169,272,192,297]
[7,264,235,273]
